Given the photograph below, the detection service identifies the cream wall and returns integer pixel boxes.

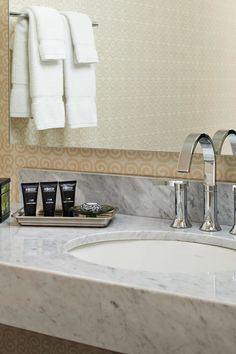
[0,0,235,203]
[10,0,236,151]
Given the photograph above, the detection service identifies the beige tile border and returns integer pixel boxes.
[0,323,118,354]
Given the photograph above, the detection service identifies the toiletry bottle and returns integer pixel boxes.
[40,182,57,217]
[59,181,77,217]
[21,183,39,216]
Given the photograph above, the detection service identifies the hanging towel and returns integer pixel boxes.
[63,11,98,64]
[26,8,65,130]
[30,6,66,60]
[10,18,31,118]
[63,16,97,128]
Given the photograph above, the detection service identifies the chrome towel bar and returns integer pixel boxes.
[9,11,99,27]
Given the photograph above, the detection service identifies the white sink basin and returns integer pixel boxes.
[67,233,236,274]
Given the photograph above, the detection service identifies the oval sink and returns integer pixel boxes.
[67,233,236,274]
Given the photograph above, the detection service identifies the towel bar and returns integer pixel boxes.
[9,11,99,27]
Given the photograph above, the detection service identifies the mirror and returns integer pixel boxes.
[9,0,236,153]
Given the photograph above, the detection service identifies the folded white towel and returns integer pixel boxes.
[30,6,66,60]
[63,16,97,128]
[10,18,31,118]
[26,9,65,130]
[63,11,98,64]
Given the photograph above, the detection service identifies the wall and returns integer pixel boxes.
[0,0,235,203]
[0,324,118,354]
[9,0,236,151]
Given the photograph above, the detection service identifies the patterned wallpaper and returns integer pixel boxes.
[0,324,118,354]
[0,0,235,203]
[9,0,236,151]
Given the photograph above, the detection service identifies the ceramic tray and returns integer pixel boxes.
[12,207,118,228]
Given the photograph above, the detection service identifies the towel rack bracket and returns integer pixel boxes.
[9,11,99,27]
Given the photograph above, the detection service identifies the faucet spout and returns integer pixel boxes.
[177,133,221,232]
[177,133,216,187]
[212,129,236,155]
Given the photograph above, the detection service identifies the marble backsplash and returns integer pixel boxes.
[19,168,235,227]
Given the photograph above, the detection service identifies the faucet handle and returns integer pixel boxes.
[230,185,236,236]
[169,180,192,229]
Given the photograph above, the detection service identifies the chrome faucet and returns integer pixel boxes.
[177,133,221,232]
[213,129,236,234]
[230,185,236,235]
[169,180,192,229]
[212,129,236,155]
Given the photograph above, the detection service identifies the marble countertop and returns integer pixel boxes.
[1,212,236,304]
[0,212,236,353]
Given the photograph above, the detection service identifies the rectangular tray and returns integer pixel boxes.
[12,207,118,228]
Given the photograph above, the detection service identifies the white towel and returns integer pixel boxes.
[10,18,31,118]
[63,11,98,64]
[30,6,66,61]
[26,9,65,130]
[63,16,97,128]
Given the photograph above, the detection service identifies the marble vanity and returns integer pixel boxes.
[0,168,234,354]
[0,212,236,354]
[5,0,236,350]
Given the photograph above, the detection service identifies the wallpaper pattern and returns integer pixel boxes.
[0,0,235,350]
[0,0,236,203]
[9,0,236,151]
[0,324,118,354]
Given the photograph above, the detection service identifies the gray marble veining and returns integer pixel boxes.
[9,168,236,353]
[0,214,236,353]
[20,168,234,226]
